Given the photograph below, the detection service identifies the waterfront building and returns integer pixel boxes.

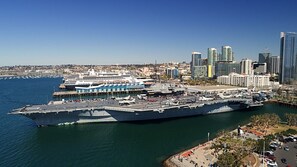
[241,58,253,75]
[215,61,241,76]
[253,63,267,74]
[280,32,297,84]
[207,48,217,66]
[191,66,207,79]
[222,46,233,62]
[269,56,280,74]
[166,67,179,79]
[217,73,271,88]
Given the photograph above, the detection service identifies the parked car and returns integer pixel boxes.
[284,136,296,142]
[269,143,278,150]
[266,159,278,167]
[265,151,274,156]
[281,158,287,164]
[289,136,296,141]
[266,154,276,161]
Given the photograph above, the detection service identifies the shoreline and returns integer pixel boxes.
[163,116,297,167]
[162,124,264,167]
[264,99,297,108]
[163,134,226,167]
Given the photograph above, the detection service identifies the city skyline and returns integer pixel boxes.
[1,0,297,66]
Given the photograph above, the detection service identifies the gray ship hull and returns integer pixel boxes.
[22,101,248,126]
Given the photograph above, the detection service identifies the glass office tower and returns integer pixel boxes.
[280,32,297,84]
[191,52,202,66]
[222,46,232,62]
[207,48,217,66]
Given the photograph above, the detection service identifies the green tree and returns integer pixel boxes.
[250,114,280,128]
[285,113,297,126]
[217,151,242,167]
[255,138,272,154]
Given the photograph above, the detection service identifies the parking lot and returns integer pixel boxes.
[274,141,297,167]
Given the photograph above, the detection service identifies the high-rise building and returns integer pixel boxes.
[258,52,270,73]
[191,52,202,67]
[207,48,217,66]
[215,61,240,76]
[166,67,179,79]
[218,53,222,61]
[241,58,253,75]
[259,52,271,64]
[280,32,297,84]
[201,58,208,66]
[222,46,233,62]
[191,52,205,79]
[192,66,207,79]
[269,56,280,74]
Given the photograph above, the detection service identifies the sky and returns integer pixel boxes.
[0,0,297,66]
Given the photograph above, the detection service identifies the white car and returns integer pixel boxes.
[266,159,278,167]
[265,151,274,155]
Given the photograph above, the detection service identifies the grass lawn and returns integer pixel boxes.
[267,124,297,134]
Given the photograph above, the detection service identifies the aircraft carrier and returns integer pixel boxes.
[10,93,262,126]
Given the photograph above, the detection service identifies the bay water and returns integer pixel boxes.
[0,78,295,167]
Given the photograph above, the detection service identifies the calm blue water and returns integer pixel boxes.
[0,78,296,167]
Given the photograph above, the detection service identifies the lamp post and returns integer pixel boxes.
[262,140,265,167]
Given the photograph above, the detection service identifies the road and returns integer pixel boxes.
[274,141,297,167]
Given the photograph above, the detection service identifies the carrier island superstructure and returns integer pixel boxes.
[10,90,263,126]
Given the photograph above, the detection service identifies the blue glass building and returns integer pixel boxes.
[191,52,202,66]
[280,32,297,84]
[215,61,241,76]
[191,52,202,78]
